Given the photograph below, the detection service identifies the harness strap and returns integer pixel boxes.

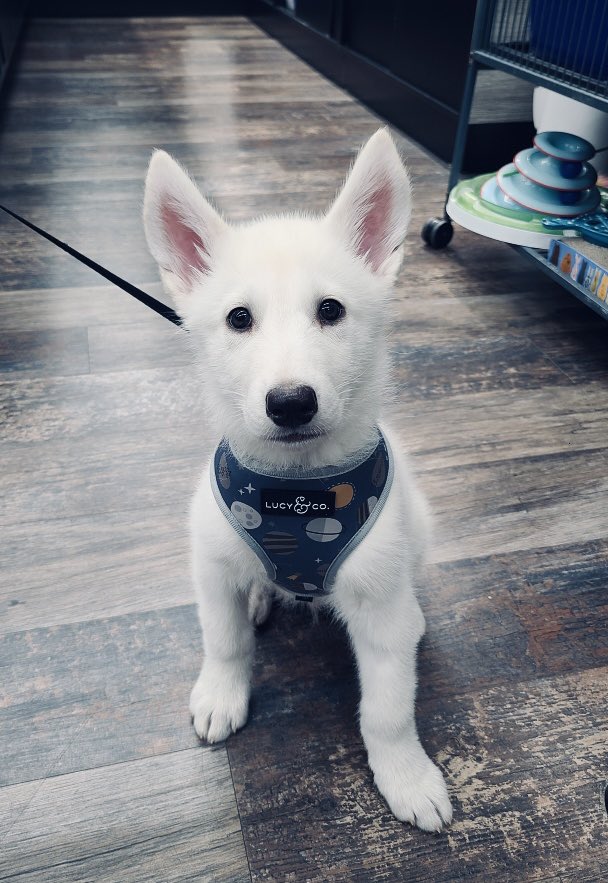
[0,203,182,327]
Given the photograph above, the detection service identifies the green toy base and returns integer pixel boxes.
[447,173,607,248]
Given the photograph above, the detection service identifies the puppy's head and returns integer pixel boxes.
[143,129,410,466]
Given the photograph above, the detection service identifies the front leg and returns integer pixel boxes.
[189,556,255,744]
[341,590,452,831]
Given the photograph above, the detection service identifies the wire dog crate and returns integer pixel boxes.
[423,0,608,319]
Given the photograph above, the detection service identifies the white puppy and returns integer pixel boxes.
[143,129,452,831]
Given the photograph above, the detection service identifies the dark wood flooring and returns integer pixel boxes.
[1,16,607,883]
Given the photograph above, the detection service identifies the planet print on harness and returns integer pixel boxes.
[371,451,387,487]
[304,517,343,542]
[230,500,262,530]
[262,531,298,555]
[218,452,231,489]
[285,578,320,594]
[357,495,378,526]
[328,482,355,508]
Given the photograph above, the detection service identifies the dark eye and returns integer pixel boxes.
[227,307,252,331]
[318,298,345,324]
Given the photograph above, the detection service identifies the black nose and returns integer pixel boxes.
[266,385,318,428]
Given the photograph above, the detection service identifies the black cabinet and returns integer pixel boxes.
[0,0,27,90]
[251,0,534,171]
[341,0,396,67]
[341,0,477,113]
[389,2,477,112]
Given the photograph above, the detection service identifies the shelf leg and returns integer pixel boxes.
[444,58,481,219]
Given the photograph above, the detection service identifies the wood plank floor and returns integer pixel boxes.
[1,16,607,883]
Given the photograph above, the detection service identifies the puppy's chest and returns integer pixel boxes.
[210,435,393,602]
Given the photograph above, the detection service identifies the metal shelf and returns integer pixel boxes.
[474,0,608,106]
[513,245,608,320]
[472,49,608,113]
[428,0,608,319]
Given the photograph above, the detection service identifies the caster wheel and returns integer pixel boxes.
[422,217,453,249]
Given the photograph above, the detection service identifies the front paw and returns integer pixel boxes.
[371,746,453,832]
[189,664,250,743]
[248,582,273,627]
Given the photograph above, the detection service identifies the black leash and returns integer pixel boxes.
[0,203,182,327]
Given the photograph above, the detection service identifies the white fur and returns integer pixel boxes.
[143,128,452,831]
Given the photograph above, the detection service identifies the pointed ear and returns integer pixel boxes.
[325,128,411,280]
[143,150,227,297]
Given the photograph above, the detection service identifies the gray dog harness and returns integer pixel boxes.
[210,431,393,601]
